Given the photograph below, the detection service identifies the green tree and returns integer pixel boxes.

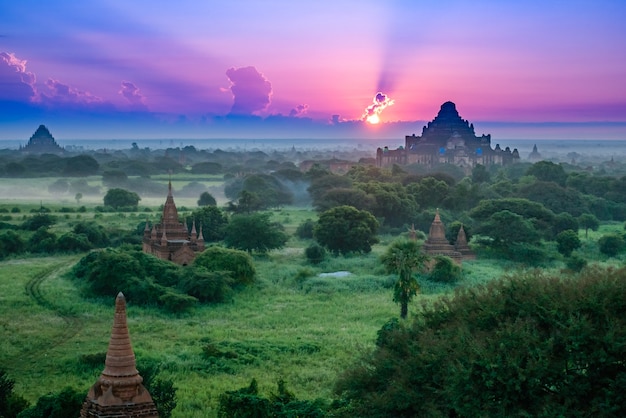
[193,246,256,286]
[197,191,217,206]
[314,206,379,255]
[0,369,29,418]
[63,154,99,176]
[102,170,129,188]
[20,213,56,231]
[526,160,567,186]
[380,240,427,319]
[189,206,228,242]
[16,387,83,418]
[314,188,375,212]
[578,213,599,238]
[224,213,288,253]
[295,219,316,239]
[0,230,25,258]
[476,210,540,250]
[598,234,625,257]
[428,255,462,283]
[305,243,326,264]
[556,229,581,257]
[103,188,141,209]
[471,164,490,184]
[335,267,626,417]
[74,192,82,204]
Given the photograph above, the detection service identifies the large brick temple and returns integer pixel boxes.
[142,181,204,265]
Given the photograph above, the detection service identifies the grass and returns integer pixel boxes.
[0,201,623,417]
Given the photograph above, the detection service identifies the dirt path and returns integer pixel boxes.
[14,258,84,364]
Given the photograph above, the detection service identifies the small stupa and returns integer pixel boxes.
[80,292,158,417]
[422,209,462,263]
[454,225,475,260]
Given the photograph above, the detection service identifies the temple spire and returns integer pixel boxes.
[80,293,158,417]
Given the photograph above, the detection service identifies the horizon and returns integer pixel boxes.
[1,1,625,140]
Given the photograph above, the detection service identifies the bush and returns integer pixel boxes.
[16,387,83,418]
[305,243,326,264]
[598,234,625,257]
[296,219,316,239]
[428,255,462,283]
[335,267,626,417]
[193,246,256,286]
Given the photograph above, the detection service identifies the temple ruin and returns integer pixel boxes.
[376,102,519,173]
[19,125,65,154]
[142,181,204,265]
[80,292,159,418]
[422,209,474,263]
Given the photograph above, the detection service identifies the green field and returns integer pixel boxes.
[0,176,624,416]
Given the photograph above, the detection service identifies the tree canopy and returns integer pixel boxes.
[103,188,141,209]
[335,267,626,417]
[314,205,379,255]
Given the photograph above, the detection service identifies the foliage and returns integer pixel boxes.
[314,205,379,255]
[405,176,450,209]
[217,379,326,418]
[556,229,581,257]
[193,246,256,286]
[189,206,228,242]
[518,180,588,217]
[28,227,57,253]
[445,221,471,245]
[295,218,316,239]
[428,255,462,283]
[72,249,199,312]
[313,187,374,213]
[308,174,352,206]
[356,181,418,227]
[16,387,83,418]
[20,214,56,231]
[224,213,288,253]
[552,212,579,237]
[305,243,326,264]
[598,234,625,257]
[335,268,626,417]
[0,369,29,418]
[102,170,128,188]
[63,155,100,176]
[197,191,217,206]
[475,210,540,249]
[56,232,92,252]
[225,174,293,209]
[178,267,234,303]
[565,255,587,272]
[380,239,427,319]
[526,160,567,186]
[72,221,109,246]
[578,213,600,238]
[0,230,25,258]
[138,361,177,418]
[103,188,141,209]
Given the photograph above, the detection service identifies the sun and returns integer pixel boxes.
[366,114,380,124]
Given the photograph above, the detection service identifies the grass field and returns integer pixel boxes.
[0,190,624,416]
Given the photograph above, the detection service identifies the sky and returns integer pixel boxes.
[1,0,625,141]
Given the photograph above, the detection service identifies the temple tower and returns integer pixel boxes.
[80,293,158,418]
[422,209,462,263]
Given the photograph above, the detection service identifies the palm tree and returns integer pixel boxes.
[380,239,428,319]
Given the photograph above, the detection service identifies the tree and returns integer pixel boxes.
[189,206,228,242]
[0,368,28,418]
[526,160,567,186]
[428,255,462,283]
[335,267,626,417]
[63,154,99,176]
[553,212,579,237]
[314,206,379,255]
[476,210,540,250]
[193,246,256,286]
[197,191,217,206]
[578,213,599,238]
[556,229,581,257]
[74,192,82,205]
[224,213,288,253]
[16,387,83,418]
[102,170,129,188]
[305,243,326,264]
[598,234,625,257]
[103,188,141,209]
[21,213,56,231]
[380,239,427,319]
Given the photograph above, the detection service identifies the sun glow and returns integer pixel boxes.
[367,114,380,124]
[362,92,394,125]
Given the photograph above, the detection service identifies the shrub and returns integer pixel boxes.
[296,219,316,239]
[194,246,256,286]
[305,243,326,264]
[428,255,462,283]
[598,234,625,257]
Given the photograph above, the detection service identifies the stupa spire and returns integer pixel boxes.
[80,293,158,417]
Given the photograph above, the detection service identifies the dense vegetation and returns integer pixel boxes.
[1,144,626,417]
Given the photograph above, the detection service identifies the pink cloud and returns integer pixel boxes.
[0,52,37,101]
[226,66,272,115]
[119,80,147,110]
[289,103,309,117]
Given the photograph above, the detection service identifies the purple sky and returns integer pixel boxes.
[1,0,625,140]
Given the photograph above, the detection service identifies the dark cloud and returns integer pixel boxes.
[119,80,147,110]
[0,52,37,102]
[289,103,309,117]
[41,78,108,107]
[226,66,272,115]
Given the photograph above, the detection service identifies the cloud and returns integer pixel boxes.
[289,104,309,117]
[362,92,394,122]
[0,52,37,101]
[119,80,147,110]
[40,78,109,108]
[226,66,272,115]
